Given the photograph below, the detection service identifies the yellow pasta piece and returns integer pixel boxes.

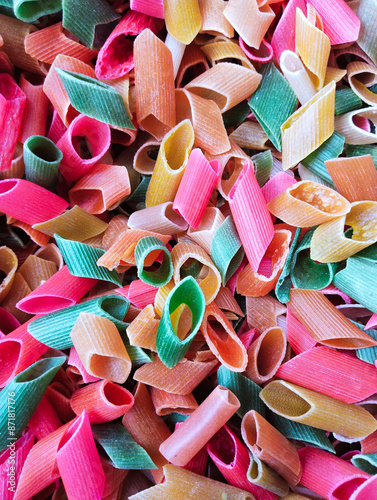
[311,201,377,263]
[324,66,347,86]
[198,0,234,38]
[70,312,131,384]
[347,61,377,106]
[171,241,221,304]
[164,0,202,45]
[126,304,159,351]
[260,380,377,440]
[267,180,351,227]
[33,205,108,242]
[0,246,17,302]
[201,38,255,69]
[247,453,289,496]
[281,81,335,170]
[187,207,225,254]
[223,0,275,49]
[18,255,57,291]
[0,272,32,323]
[295,7,330,91]
[145,120,194,207]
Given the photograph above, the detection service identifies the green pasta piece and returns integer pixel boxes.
[28,294,129,349]
[335,86,363,116]
[248,62,297,151]
[163,412,190,425]
[134,236,173,287]
[290,227,337,290]
[55,69,134,130]
[211,216,244,286]
[55,234,122,286]
[345,144,377,167]
[222,100,250,128]
[356,241,377,261]
[351,453,377,474]
[275,227,301,303]
[268,412,335,454]
[301,132,345,186]
[355,322,377,365]
[156,276,205,368]
[252,150,273,187]
[180,259,202,279]
[217,365,266,418]
[62,0,120,50]
[123,175,151,206]
[333,256,377,314]
[120,331,153,367]
[0,357,65,451]
[13,0,62,22]
[92,423,157,470]
[23,135,63,190]
[0,0,15,17]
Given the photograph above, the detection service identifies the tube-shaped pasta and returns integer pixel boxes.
[246,295,286,333]
[159,386,240,466]
[202,38,255,69]
[335,107,377,144]
[164,0,202,45]
[241,410,302,485]
[128,202,188,235]
[145,119,194,207]
[126,304,159,351]
[260,380,377,439]
[247,452,289,497]
[229,121,272,152]
[18,73,49,144]
[187,207,225,254]
[70,312,131,384]
[347,61,377,106]
[150,387,198,416]
[198,0,234,38]
[0,246,17,302]
[280,50,317,106]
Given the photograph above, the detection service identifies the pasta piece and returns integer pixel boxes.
[164,0,201,44]
[176,41,210,89]
[121,279,159,309]
[279,50,316,106]
[126,304,158,351]
[175,88,230,155]
[165,32,186,80]
[56,113,111,183]
[198,0,234,37]
[281,81,335,170]
[288,288,377,349]
[132,134,160,174]
[71,379,134,423]
[0,246,17,302]
[128,202,188,235]
[101,214,128,250]
[122,382,171,484]
[160,386,240,466]
[185,62,261,113]
[70,312,131,383]
[335,107,377,144]
[246,295,286,333]
[202,38,254,69]
[347,61,377,106]
[0,272,31,324]
[96,11,163,80]
[171,241,221,304]
[241,410,301,485]
[229,161,274,272]
[310,201,377,263]
[151,388,198,416]
[13,0,61,21]
[23,135,62,190]
[245,327,286,384]
[134,29,175,140]
[18,254,57,291]
[230,121,271,152]
[188,207,225,254]
[261,172,297,205]
[18,73,49,144]
[357,0,377,66]
[325,155,377,202]
[267,180,351,227]
[223,0,274,49]
[33,205,108,242]
[200,301,247,371]
[129,464,254,499]
[173,149,220,228]
[145,119,194,207]
[247,452,289,497]
[135,236,173,287]
[10,219,50,247]
[260,380,377,439]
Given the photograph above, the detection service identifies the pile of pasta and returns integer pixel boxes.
[2,0,377,498]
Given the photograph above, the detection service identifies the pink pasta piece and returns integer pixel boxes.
[0,306,20,334]
[17,265,97,314]
[118,279,158,309]
[0,318,49,388]
[229,161,274,272]
[350,474,377,500]
[0,179,68,225]
[27,396,62,440]
[57,114,111,183]
[365,314,377,330]
[271,0,306,63]
[261,172,297,204]
[286,308,318,355]
[298,447,370,500]
[175,422,208,477]
[321,284,353,304]
[173,149,221,229]
[239,37,274,63]
[96,11,164,80]
[130,0,164,19]
[67,346,100,384]
[0,73,26,171]
[276,346,377,404]
[47,108,67,144]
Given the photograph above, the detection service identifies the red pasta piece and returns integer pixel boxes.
[0,73,26,171]
[56,114,111,183]
[17,265,97,314]
[27,396,62,440]
[0,306,20,334]
[0,179,68,225]
[95,11,163,80]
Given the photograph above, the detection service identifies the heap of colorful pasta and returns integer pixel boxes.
[1,0,377,499]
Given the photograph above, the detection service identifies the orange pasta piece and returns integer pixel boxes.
[11,220,50,247]
[18,255,57,291]
[325,154,377,202]
[43,54,95,126]
[122,382,171,484]
[35,243,64,269]
[25,22,97,65]
[0,272,32,323]
[133,352,218,395]
[133,135,160,174]
[288,288,377,349]
[150,387,198,416]
[236,229,291,296]
[171,241,221,304]
[185,62,261,113]
[0,246,17,302]
[187,207,225,254]
[241,410,302,485]
[126,304,159,351]
[347,61,377,106]
[200,301,247,371]
[244,326,286,384]
[214,285,244,318]
[102,214,129,250]
[0,142,24,180]
[164,0,202,45]
[18,72,49,143]
[198,0,234,38]
[128,202,188,235]
[69,164,131,214]
[246,295,286,332]
[176,41,210,88]
[223,0,275,49]
[134,29,175,140]
[267,180,351,227]
[175,88,230,155]
[70,312,132,384]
